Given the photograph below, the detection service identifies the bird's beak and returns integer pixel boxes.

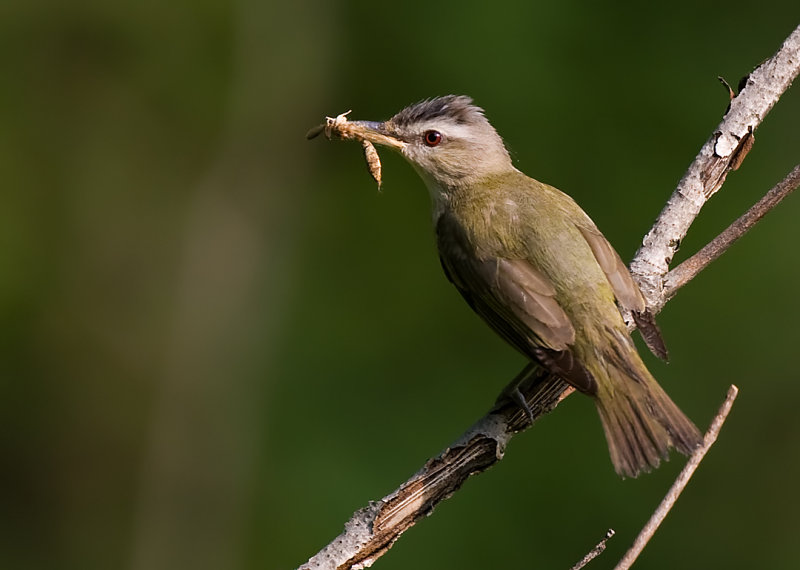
[307,112,406,151]
[344,121,406,151]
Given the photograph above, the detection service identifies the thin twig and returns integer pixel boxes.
[570,529,616,570]
[613,385,740,570]
[664,165,800,300]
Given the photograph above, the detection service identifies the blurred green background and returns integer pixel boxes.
[2,1,799,569]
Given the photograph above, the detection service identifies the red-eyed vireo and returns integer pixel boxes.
[313,95,701,477]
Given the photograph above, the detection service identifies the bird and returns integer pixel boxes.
[315,95,701,477]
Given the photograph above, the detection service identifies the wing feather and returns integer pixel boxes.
[576,224,668,360]
[436,212,596,393]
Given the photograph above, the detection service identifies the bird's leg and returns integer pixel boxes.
[509,386,535,424]
[492,362,540,424]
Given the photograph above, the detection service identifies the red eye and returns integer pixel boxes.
[423,130,442,147]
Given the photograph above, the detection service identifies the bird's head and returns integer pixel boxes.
[340,96,513,196]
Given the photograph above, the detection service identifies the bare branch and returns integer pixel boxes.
[298,374,567,570]
[663,165,800,300]
[613,385,740,570]
[570,529,616,570]
[298,25,799,570]
[630,24,800,309]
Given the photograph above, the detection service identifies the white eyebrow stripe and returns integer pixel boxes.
[413,120,477,141]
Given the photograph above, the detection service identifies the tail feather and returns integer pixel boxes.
[594,361,701,478]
